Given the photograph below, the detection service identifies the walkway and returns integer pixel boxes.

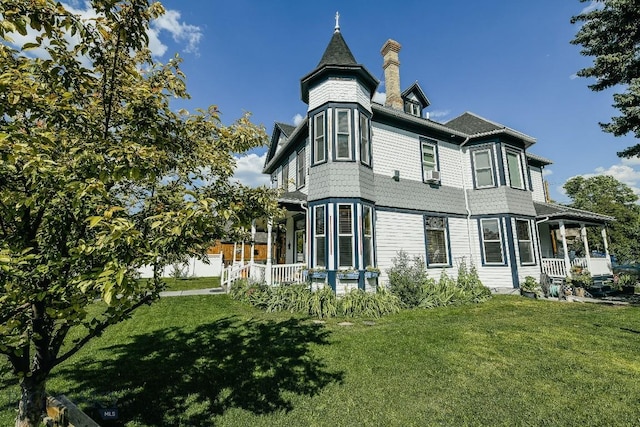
[159,287,226,297]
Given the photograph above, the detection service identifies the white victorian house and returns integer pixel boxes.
[229,21,614,293]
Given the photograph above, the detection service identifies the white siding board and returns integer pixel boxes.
[375,210,425,285]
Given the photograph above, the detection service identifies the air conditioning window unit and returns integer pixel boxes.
[424,170,441,183]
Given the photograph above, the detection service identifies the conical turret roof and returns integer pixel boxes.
[300,26,378,104]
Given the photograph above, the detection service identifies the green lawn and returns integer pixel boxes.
[159,276,221,292]
[2,296,640,426]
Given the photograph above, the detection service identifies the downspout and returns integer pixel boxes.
[300,200,308,268]
[460,137,474,262]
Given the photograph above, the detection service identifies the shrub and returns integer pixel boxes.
[339,287,401,318]
[308,285,337,318]
[386,251,430,308]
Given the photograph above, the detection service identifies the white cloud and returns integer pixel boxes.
[569,160,640,198]
[581,1,601,14]
[292,113,304,126]
[427,109,451,122]
[3,2,201,59]
[569,74,579,80]
[372,91,386,104]
[542,168,553,177]
[149,9,202,57]
[232,152,270,188]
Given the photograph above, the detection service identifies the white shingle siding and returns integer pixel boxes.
[529,165,546,202]
[372,123,422,182]
[438,141,464,189]
[308,78,371,111]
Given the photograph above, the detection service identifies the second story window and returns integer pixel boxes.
[313,112,326,164]
[296,147,305,188]
[473,149,495,188]
[359,112,371,166]
[506,150,524,189]
[421,139,439,182]
[335,109,352,160]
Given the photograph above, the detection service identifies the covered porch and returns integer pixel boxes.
[535,202,614,280]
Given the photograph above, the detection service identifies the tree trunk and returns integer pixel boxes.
[15,375,47,427]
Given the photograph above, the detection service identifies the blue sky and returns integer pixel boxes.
[48,1,640,201]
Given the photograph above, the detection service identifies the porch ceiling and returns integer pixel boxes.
[534,202,614,225]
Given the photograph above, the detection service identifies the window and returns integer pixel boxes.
[516,219,534,264]
[314,206,326,267]
[359,113,371,166]
[473,149,495,188]
[335,109,352,160]
[338,204,353,267]
[421,140,437,180]
[481,218,504,264]
[425,216,449,265]
[363,206,374,267]
[296,148,305,188]
[405,101,421,117]
[506,150,524,189]
[313,112,326,164]
[281,163,289,190]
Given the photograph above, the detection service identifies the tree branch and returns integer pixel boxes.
[53,293,154,367]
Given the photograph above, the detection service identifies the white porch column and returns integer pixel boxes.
[240,236,246,266]
[559,221,571,276]
[580,223,592,273]
[250,220,256,265]
[266,219,273,285]
[601,226,611,265]
[232,242,237,264]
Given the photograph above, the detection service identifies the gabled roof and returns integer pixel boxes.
[446,111,536,147]
[263,118,308,174]
[300,29,378,104]
[534,202,614,224]
[401,81,430,108]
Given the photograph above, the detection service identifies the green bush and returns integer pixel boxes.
[308,285,337,318]
[340,287,401,318]
[387,254,490,309]
[386,251,430,308]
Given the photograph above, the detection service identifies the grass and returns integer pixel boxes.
[159,276,221,292]
[2,295,640,426]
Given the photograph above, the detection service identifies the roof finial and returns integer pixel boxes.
[334,11,340,33]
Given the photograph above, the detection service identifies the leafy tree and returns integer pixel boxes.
[563,175,640,263]
[571,0,640,158]
[0,1,279,425]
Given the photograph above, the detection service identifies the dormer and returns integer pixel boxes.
[402,82,430,118]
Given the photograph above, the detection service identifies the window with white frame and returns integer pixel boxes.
[405,101,421,117]
[314,205,326,267]
[481,218,504,264]
[296,147,305,188]
[506,150,524,189]
[421,140,437,180]
[338,204,353,267]
[425,216,449,265]
[281,163,289,190]
[359,112,371,166]
[516,219,534,264]
[335,109,352,160]
[363,206,374,268]
[473,149,495,188]
[313,112,326,164]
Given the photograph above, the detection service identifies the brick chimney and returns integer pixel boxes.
[381,39,402,110]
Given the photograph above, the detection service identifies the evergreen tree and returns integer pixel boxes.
[571,0,640,158]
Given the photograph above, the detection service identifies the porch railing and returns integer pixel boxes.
[221,262,306,289]
[541,257,612,278]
